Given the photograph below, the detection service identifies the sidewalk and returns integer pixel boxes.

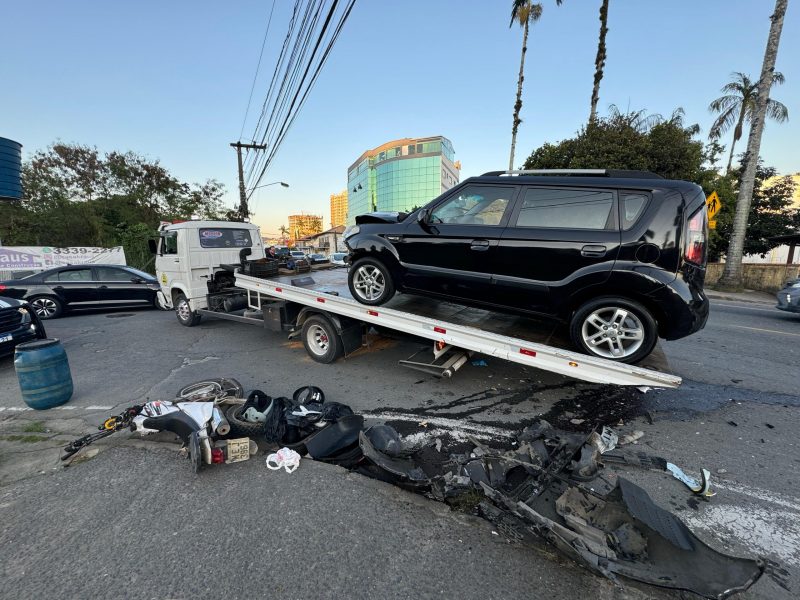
[705,286,776,305]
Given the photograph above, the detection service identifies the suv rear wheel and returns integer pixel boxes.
[348,257,396,305]
[569,297,657,364]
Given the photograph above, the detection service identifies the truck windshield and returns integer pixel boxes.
[198,228,253,249]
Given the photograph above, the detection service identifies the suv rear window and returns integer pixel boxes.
[621,193,648,229]
[514,188,614,229]
[198,228,252,248]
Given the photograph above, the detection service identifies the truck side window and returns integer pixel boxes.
[162,233,178,255]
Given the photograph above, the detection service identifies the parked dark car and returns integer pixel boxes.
[0,264,160,319]
[776,278,800,313]
[0,296,47,357]
[343,169,710,363]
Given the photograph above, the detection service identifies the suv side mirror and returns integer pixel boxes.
[148,239,158,255]
[417,208,429,224]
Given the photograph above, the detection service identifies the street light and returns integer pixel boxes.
[250,181,289,192]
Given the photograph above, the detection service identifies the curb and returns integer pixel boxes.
[705,290,776,305]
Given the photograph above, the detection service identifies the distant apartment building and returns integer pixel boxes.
[346,136,460,225]
[330,190,348,228]
[287,214,323,246]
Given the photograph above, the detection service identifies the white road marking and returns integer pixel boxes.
[711,301,777,314]
[731,325,800,337]
[685,480,800,567]
[0,405,113,412]
[366,411,516,440]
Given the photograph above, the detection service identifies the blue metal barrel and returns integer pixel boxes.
[14,339,74,409]
[0,136,23,200]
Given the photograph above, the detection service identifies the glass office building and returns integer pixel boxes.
[346,136,460,224]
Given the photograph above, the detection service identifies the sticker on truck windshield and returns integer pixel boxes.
[198,228,252,249]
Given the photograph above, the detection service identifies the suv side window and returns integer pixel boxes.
[620,193,648,229]
[513,188,615,229]
[430,185,514,226]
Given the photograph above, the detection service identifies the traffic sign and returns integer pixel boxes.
[709,220,717,230]
[706,191,721,219]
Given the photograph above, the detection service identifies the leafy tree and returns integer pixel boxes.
[718,0,789,290]
[523,106,704,181]
[708,71,788,173]
[0,143,226,271]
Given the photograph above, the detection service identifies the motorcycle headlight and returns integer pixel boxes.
[343,225,360,239]
[18,307,32,324]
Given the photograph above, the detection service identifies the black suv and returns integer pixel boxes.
[343,169,709,363]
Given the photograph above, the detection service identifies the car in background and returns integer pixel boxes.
[308,253,329,265]
[344,169,710,363]
[329,252,348,267]
[776,278,800,313]
[0,264,160,319]
[0,296,47,357]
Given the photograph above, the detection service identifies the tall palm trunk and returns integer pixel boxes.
[509,18,530,171]
[725,107,747,173]
[719,0,788,290]
[589,0,609,124]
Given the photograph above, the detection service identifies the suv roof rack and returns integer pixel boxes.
[481,169,663,179]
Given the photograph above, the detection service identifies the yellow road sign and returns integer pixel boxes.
[709,220,717,230]
[706,191,721,219]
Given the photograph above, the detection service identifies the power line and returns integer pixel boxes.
[238,0,277,141]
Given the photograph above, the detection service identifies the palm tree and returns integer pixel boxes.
[508,1,544,171]
[589,0,610,124]
[709,71,788,173]
[718,0,788,291]
[278,224,289,243]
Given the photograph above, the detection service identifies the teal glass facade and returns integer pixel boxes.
[346,136,459,224]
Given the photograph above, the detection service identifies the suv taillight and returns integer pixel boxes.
[0,285,6,291]
[684,207,707,265]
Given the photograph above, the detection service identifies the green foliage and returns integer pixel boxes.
[522,108,799,261]
[0,143,226,272]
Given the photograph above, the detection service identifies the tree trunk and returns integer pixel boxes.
[509,19,530,171]
[589,0,610,124]
[725,108,746,174]
[718,0,787,290]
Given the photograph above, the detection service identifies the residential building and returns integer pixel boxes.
[287,214,323,246]
[330,190,348,228]
[297,226,347,255]
[346,136,460,224]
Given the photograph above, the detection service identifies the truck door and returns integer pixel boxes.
[155,230,182,302]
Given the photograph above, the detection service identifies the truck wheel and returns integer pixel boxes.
[175,293,201,327]
[225,404,266,437]
[569,297,658,364]
[348,257,395,305]
[301,315,343,363]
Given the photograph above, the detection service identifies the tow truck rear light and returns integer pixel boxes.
[520,348,536,357]
[0,285,6,291]
[433,326,446,334]
[367,310,379,316]
[684,207,707,265]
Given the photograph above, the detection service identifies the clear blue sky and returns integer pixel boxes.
[2,0,797,236]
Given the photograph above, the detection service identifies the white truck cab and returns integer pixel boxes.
[153,220,263,323]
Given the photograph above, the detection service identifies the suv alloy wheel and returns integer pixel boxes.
[569,297,658,363]
[347,257,395,305]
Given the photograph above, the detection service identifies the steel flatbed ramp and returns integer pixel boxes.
[235,268,681,388]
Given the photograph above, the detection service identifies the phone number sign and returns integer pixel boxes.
[0,246,126,270]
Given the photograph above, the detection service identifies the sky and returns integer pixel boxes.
[2,0,798,238]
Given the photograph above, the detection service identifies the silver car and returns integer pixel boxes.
[776,278,800,313]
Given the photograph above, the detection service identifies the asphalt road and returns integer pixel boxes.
[0,296,798,599]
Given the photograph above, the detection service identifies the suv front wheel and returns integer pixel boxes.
[569,297,657,364]
[348,257,396,305]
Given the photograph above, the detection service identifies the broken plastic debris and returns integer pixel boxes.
[637,386,652,393]
[588,426,618,454]
[666,463,715,498]
[266,447,301,473]
[471,359,488,367]
[618,430,644,445]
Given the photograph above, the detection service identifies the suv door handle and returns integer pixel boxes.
[581,245,607,257]
[470,239,490,251]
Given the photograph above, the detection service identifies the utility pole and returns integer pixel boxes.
[230,141,267,221]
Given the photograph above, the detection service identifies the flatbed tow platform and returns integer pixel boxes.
[227,267,681,388]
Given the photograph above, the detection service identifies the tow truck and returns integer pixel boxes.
[152,220,681,388]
